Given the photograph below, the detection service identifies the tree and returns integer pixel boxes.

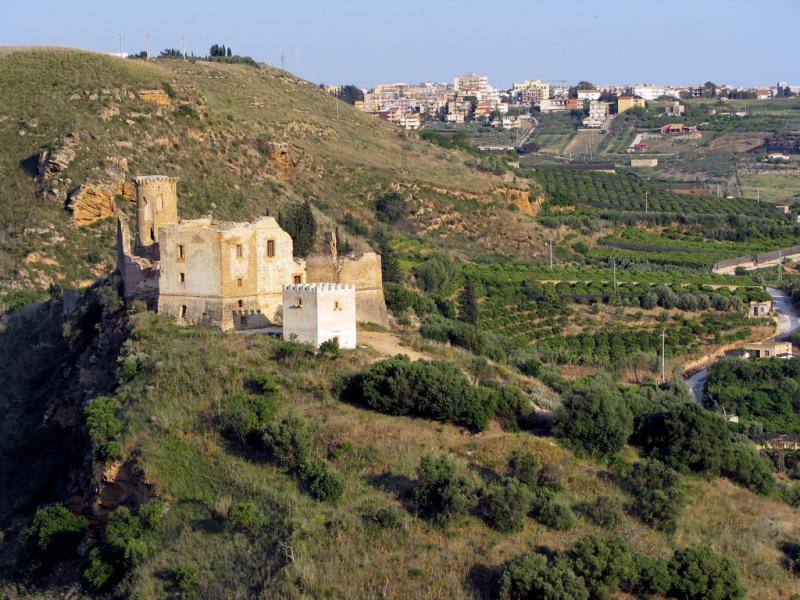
[371,227,401,283]
[458,277,480,325]
[483,477,532,532]
[641,403,731,474]
[160,48,182,58]
[577,81,596,90]
[668,546,744,600]
[337,84,364,105]
[703,81,718,98]
[629,459,684,533]
[27,503,89,557]
[553,374,633,457]
[507,450,541,488]
[226,47,232,57]
[499,551,589,600]
[278,200,317,256]
[414,454,479,524]
[374,191,408,223]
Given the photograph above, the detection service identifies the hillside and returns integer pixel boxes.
[2,287,799,599]
[0,48,541,302]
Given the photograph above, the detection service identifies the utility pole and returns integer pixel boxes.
[118,32,124,58]
[280,52,285,70]
[757,187,760,203]
[661,331,666,383]
[645,190,649,213]
[613,259,618,294]
[779,250,783,283]
[181,34,187,61]
[145,33,151,61]
[548,237,554,268]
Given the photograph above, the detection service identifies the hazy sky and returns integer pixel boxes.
[1,0,797,88]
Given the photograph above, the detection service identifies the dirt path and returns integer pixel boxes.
[358,330,433,362]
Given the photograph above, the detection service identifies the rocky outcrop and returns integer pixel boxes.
[38,131,79,180]
[67,157,135,226]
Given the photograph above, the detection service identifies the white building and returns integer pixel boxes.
[282,283,357,349]
[633,84,679,101]
[577,89,601,101]
[583,100,610,128]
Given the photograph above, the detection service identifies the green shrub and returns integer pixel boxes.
[346,356,494,432]
[630,553,672,598]
[568,534,635,599]
[640,403,731,475]
[299,457,345,503]
[261,415,313,470]
[629,459,684,533]
[483,477,532,533]
[536,500,575,531]
[319,337,341,357]
[106,506,148,564]
[26,503,88,556]
[375,191,407,223]
[230,502,263,531]
[414,454,479,524]
[84,547,115,590]
[251,372,278,395]
[365,506,401,529]
[219,393,275,444]
[116,357,138,382]
[554,374,633,457]
[414,254,455,292]
[499,551,588,600]
[668,546,744,600]
[721,441,776,495]
[507,450,541,488]
[85,395,123,462]
[577,496,622,529]
[174,561,201,599]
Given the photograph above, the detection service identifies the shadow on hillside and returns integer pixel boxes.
[779,541,800,573]
[364,472,417,512]
[19,152,40,177]
[466,563,501,600]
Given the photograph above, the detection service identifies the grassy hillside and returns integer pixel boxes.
[0,48,540,299]
[1,296,798,598]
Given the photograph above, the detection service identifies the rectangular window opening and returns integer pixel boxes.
[237,278,243,287]
[179,272,185,283]
[267,240,275,257]
[180,305,187,318]
[236,244,243,258]
[178,244,185,259]
[294,275,302,284]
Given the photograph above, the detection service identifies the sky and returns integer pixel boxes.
[1,0,797,88]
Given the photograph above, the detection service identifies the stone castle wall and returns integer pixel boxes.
[306,252,388,326]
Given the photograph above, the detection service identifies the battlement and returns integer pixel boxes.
[133,175,179,183]
[284,283,356,293]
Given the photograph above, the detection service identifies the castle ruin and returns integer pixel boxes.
[116,176,387,330]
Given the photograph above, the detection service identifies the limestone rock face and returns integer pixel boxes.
[38,132,79,180]
[68,183,117,226]
[68,157,134,226]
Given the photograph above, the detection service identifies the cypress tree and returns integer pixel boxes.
[458,277,479,324]
[278,201,317,257]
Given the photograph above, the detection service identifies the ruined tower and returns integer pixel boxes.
[133,175,178,250]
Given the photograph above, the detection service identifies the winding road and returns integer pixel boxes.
[686,287,800,404]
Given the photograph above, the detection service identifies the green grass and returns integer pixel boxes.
[739,173,800,203]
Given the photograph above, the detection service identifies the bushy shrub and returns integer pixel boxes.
[536,500,576,531]
[507,450,541,488]
[230,501,263,531]
[722,441,775,495]
[219,393,275,444]
[174,562,201,599]
[577,496,622,529]
[384,283,434,317]
[84,547,115,590]
[261,415,313,470]
[375,191,408,223]
[629,459,684,533]
[299,457,345,502]
[499,551,589,600]
[553,374,633,457]
[364,506,401,529]
[483,477,532,533]
[568,534,635,599]
[26,503,88,556]
[414,454,479,524]
[668,546,744,600]
[630,554,672,598]
[85,395,123,462]
[640,403,731,475]
[345,356,494,431]
[318,337,341,357]
[106,506,149,564]
[414,254,455,292]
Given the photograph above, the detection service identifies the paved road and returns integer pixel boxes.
[686,287,800,404]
